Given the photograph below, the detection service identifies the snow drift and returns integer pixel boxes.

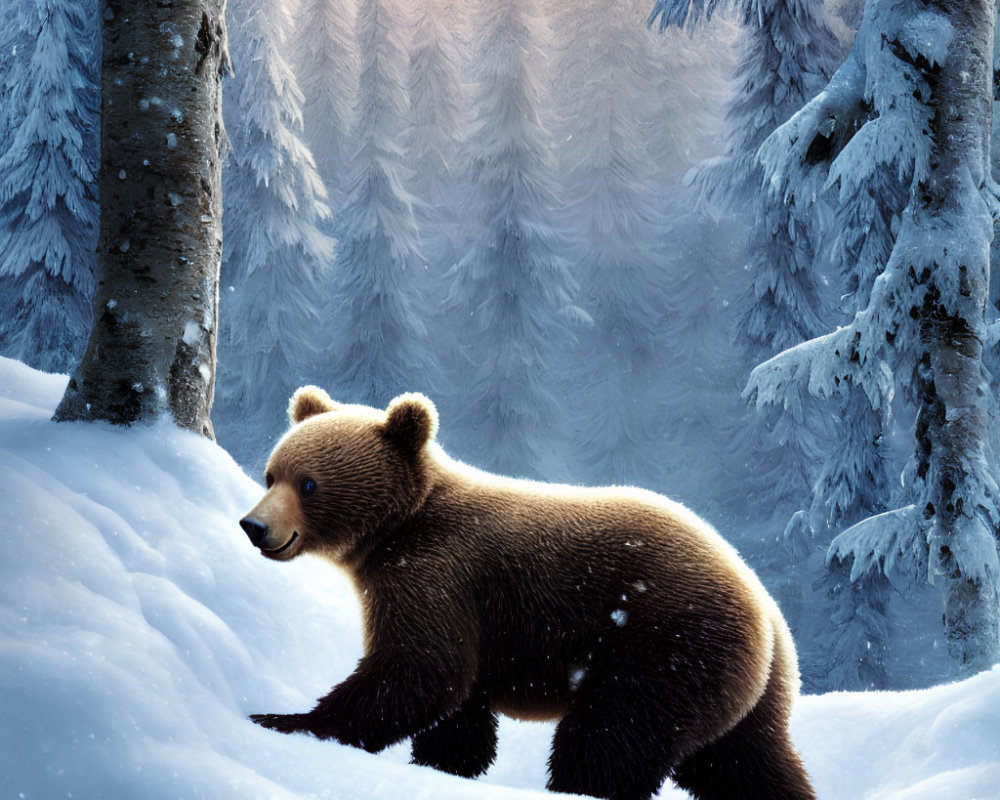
[0,356,997,800]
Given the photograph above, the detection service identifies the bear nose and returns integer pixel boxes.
[240,517,268,547]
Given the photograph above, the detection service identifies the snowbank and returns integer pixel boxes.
[0,356,997,800]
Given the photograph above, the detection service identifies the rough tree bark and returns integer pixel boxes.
[54,0,229,439]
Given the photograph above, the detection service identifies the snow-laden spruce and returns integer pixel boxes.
[405,0,467,278]
[1,356,999,800]
[328,0,441,409]
[216,0,334,473]
[0,0,98,373]
[441,0,578,481]
[547,0,671,487]
[652,0,845,523]
[552,5,744,509]
[293,0,359,208]
[746,0,1000,677]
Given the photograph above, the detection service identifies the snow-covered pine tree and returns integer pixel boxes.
[788,140,907,690]
[639,8,735,179]
[328,0,438,408]
[547,0,670,486]
[749,0,1000,676]
[629,10,744,511]
[293,0,358,207]
[0,0,99,373]
[443,0,576,480]
[406,0,466,278]
[650,0,844,516]
[0,8,35,156]
[216,0,333,469]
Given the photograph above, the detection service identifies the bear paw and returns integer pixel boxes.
[250,712,313,735]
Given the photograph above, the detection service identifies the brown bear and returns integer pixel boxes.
[241,386,816,800]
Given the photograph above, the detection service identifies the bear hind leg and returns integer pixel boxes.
[410,687,498,779]
[671,671,816,800]
[547,682,672,800]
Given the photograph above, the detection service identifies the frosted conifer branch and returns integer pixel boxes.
[744,328,852,409]
[756,54,866,208]
[831,502,1000,595]
[647,0,730,32]
[648,0,824,31]
[744,322,895,415]
[828,505,925,591]
[745,162,987,429]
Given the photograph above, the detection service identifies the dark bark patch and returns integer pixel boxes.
[195,12,213,74]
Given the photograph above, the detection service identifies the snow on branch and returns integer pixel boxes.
[757,3,945,212]
[744,328,851,409]
[744,322,895,416]
[831,501,1000,594]
[894,8,954,70]
[756,53,866,207]
[746,148,988,426]
[828,505,925,591]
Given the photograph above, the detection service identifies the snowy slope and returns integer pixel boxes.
[0,356,997,800]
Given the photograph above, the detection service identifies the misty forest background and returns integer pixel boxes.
[3,0,1000,696]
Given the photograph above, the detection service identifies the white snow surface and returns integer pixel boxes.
[1,356,998,800]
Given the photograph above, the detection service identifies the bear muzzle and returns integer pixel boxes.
[240,516,301,556]
[240,517,269,547]
[240,482,306,559]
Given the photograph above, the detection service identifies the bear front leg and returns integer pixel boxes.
[252,648,472,753]
[249,712,313,734]
[411,685,498,778]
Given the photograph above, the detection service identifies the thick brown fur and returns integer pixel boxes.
[242,388,816,800]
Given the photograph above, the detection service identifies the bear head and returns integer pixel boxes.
[240,386,438,563]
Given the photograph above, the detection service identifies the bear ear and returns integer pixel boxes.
[384,393,438,454]
[288,385,337,425]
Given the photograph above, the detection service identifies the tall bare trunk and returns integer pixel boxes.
[54,0,229,439]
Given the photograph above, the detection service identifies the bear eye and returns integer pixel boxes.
[265,472,275,489]
[299,477,317,498]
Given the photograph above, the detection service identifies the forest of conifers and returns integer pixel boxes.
[2,0,999,692]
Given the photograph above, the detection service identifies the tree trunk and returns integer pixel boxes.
[912,0,999,671]
[54,0,229,439]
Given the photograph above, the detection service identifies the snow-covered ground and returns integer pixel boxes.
[1,355,998,800]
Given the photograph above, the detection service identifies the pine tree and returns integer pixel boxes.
[547,0,671,485]
[444,0,576,479]
[328,0,438,408]
[0,0,99,373]
[749,0,1000,677]
[788,160,907,543]
[652,0,845,514]
[640,9,736,179]
[650,0,871,691]
[293,0,358,207]
[616,12,741,500]
[406,0,466,276]
[216,0,334,469]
